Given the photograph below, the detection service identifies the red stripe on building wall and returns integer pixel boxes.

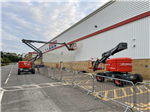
[43,11,150,54]
[24,52,38,58]
[29,52,38,54]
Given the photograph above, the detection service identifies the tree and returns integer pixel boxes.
[1,51,4,57]
[2,57,11,63]
[1,51,22,63]
[0,58,3,63]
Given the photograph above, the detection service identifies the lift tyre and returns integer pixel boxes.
[96,73,105,82]
[31,69,35,74]
[114,77,123,87]
[132,74,143,84]
[18,69,21,75]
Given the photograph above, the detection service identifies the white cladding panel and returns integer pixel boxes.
[43,16,150,62]
[43,47,76,62]
[49,1,149,44]
[76,16,150,61]
[41,1,150,62]
[41,44,49,53]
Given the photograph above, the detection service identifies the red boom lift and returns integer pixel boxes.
[18,39,76,75]
[92,42,143,87]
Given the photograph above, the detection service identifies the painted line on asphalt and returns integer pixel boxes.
[4,78,9,84]
[4,65,14,84]
[1,91,4,101]
[8,74,11,77]
[2,82,68,92]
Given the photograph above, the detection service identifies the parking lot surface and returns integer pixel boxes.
[1,64,149,112]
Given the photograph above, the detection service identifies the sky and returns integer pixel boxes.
[1,0,109,55]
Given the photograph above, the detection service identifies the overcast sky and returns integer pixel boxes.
[1,0,109,54]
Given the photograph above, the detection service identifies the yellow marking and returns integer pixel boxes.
[52,77,56,79]
[91,91,109,101]
[105,79,108,82]
[65,82,71,85]
[91,92,106,100]
[143,86,150,91]
[77,80,84,84]
[79,75,83,77]
[130,87,133,93]
[97,85,136,94]
[114,90,117,99]
[125,102,150,111]
[64,76,72,79]
[86,80,90,84]
[85,73,92,76]
[112,90,150,100]
[122,88,127,97]
[136,86,143,93]
[137,103,150,107]
[105,91,108,97]
[102,97,109,101]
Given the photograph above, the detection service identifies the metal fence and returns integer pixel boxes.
[134,82,150,112]
[48,67,54,78]
[73,72,94,95]
[39,67,44,75]
[61,70,74,85]
[94,75,135,112]
[37,67,150,112]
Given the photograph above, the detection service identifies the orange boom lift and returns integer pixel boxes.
[18,39,76,75]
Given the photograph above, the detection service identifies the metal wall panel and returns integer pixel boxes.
[40,1,149,46]
[76,16,150,61]
[43,47,76,62]
[41,1,150,62]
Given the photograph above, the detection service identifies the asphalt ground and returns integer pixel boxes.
[0,64,149,112]
[45,67,150,112]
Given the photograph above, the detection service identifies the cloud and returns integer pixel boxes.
[1,0,108,54]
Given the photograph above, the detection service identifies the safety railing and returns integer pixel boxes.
[39,67,44,75]
[73,72,94,95]
[37,67,150,112]
[54,68,62,81]
[48,67,54,78]
[61,69,74,85]
[134,82,150,112]
[94,75,135,112]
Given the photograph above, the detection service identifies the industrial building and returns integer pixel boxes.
[24,0,150,80]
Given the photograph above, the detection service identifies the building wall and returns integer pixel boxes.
[40,1,150,54]
[22,53,36,62]
[34,58,42,65]
[42,1,150,80]
[44,59,150,80]
[22,53,31,61]
[43,16,150,62]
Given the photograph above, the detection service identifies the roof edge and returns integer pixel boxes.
[39,0,115,49]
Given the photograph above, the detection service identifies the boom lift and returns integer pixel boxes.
[92,42,143,87]
[18,39,76,75]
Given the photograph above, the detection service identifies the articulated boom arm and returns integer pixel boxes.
[93,42,127,71]
[22,39,73,63]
